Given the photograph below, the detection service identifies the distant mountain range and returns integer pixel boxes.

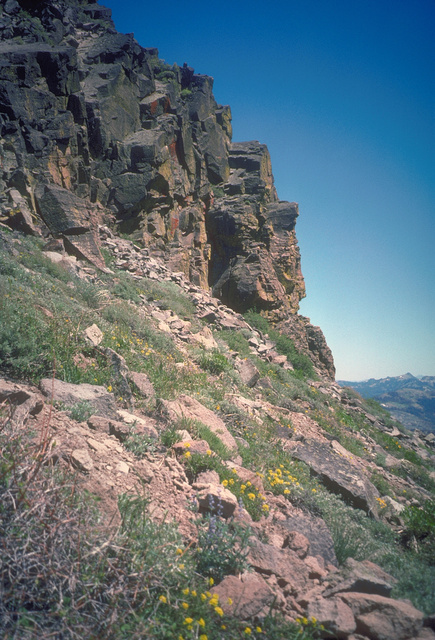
[338,373,435,434]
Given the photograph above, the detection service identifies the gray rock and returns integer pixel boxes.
[283,512,338,567]
[235,357,260,387]
[291,440,381,516]
[39,379,118,418]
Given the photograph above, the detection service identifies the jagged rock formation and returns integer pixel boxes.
[0,0,334,378]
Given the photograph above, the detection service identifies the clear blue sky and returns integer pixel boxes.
[107,0,435,381]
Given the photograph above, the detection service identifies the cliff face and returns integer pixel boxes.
[0,0,334,379]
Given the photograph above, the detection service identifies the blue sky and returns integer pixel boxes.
[107,0,435,381]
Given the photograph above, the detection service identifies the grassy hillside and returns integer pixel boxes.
[1,227,434,639]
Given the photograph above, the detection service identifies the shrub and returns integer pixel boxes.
[401,499,435,562]
[194,503,251,581]
[69,400,93,423]
[197,349,230,375]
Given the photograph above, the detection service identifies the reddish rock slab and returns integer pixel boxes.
[211,572,275,619]
[247,538,310,595]
[283,530,311,559]
[341,592,424,640]
[162,394,238,451]
[128,371,156,400]
[307,596,356,638]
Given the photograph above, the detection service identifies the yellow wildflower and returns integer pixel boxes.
[159,595,167,603]
[181,602,189,609]
[184,617,193,625]
[244,627,252,635]
[222,480,228,487]
[214,606,224,617]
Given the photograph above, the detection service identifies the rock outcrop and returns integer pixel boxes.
[0,0,334,378]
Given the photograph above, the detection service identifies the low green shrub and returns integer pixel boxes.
[197,349,231,375]
[194,508,251,581]
[68,401,93,423]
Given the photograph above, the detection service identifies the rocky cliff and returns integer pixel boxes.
[0,0,334,379]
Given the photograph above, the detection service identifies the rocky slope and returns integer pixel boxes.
[340,374,435,435]
[1,1,435,639]
[0,0,334,379]
[1,228,435,639]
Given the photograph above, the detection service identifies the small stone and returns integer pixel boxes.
[70,449,94,474]
[84,323,103,346]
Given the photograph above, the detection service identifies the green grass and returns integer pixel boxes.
[244,310,315,379]
[312,491,435,614]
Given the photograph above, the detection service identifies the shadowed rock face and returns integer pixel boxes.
[0,0,334,379]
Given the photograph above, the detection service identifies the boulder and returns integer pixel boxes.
[283,512,338,566]
[341,592,424,640]
[195,483,238,519]
[161,394,238,452]
[307,596,356,638]
[291,440,380,516]
[39,379,118,418]
[247,538,311,595]
[211,572,275,619]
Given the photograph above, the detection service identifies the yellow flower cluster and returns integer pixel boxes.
[376,497,387,509]
[267,465,303,498]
